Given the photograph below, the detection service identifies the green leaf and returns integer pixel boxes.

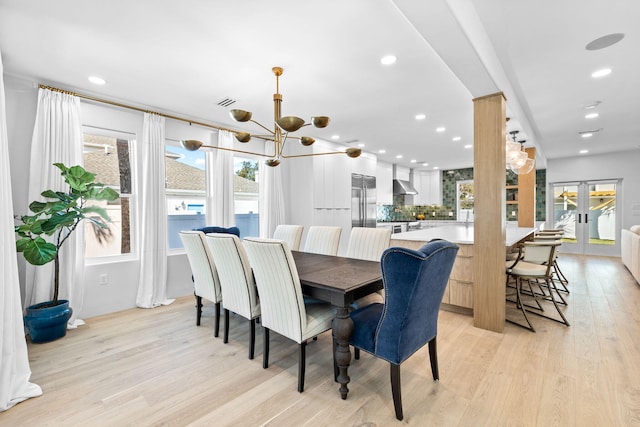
[21,238,57,265]
[41,213,77,233]
[41,190,61,200]
[29,201,47,213]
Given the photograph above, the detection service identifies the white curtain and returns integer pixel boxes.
[259,142,285,238]
[0,51,42,411]
[206,130,235,227]
[135,113,174,308]
[25,87,85,328]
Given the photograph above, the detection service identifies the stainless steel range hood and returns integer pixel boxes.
[393,179,418,195]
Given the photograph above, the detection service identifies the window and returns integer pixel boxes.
[165,142,206,249]
[456,180,474,222]
[83,132,134,258]
[234,157,260,238]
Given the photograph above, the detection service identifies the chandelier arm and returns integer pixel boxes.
[281,151,349,159]
[279,132,291,157]
[249,119,276,135]
[197,144,277,158]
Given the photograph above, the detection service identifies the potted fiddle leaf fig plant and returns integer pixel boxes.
[15,163,119,343]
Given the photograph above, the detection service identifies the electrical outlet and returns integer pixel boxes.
[99,274,108,285]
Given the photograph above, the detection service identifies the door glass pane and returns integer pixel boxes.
[588,183,616,245]
[456,180,474,222]
[553,185,578,242]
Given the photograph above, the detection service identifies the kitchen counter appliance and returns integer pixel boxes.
[352,173,376,228]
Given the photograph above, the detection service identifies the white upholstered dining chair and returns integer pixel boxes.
[179,231,222,337]
[272,224,304,251]
[243,237,336,392]
[203,233,261,359]
[303,226,342,256]
[346,227,392,262]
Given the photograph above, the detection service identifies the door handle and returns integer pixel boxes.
[585,213,588,223]
[578,213,582,223]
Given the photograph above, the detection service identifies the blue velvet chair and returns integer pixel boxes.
[349,240,459,421]
[194,225,240,237]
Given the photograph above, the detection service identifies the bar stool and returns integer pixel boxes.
[506,241,570,332]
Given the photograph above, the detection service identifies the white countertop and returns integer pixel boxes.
[391,225,536,246]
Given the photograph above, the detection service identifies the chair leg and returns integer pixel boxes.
[214,302,220,337]
[390,363,403,421]
[506,277,536,332]
[249,318,256,360]
[195,294,202,326]
[263,328,270,369]
[223,309,230,343]
[428,337,439,381]
[298,341,307,393]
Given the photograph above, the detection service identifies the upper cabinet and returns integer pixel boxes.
[376,161,393,205]
[414,170,442,205]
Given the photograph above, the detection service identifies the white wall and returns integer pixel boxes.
[547,149,640,233]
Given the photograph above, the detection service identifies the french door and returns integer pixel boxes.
[550,180,620,255]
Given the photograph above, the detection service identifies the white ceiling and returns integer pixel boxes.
[1,0,638,171]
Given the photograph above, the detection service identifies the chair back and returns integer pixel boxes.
[522,241,559,271]
[346,227,392,261]
[303,226,342,256]
[204,233,259,320]
[273,224,304,251]
[194,225,240,237]
[375,240,459,364]
[243,238,307,341]
[179,231,222,303]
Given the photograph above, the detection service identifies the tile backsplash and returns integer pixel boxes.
[377,168,546,222]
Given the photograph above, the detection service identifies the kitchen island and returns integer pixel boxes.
[390,224,535,311]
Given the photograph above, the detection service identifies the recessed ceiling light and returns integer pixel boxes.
[380,55,397,65]
[581,132,593,138]
[331,135,340,140]
[591,68,612,78]
[422,163,429,167]
[464,144,473,149]
[415,114,426,120]
[396,155,403,159]
[378,149,386,154]
[410,159,417,163]
[436,127,446,133]
[585,112,599,119]
[452,136,461,141]
[433,166,439,170]
[88,76,106,85]
[357,143,365,147]
[579,149,589,154]
[586,33,625,51]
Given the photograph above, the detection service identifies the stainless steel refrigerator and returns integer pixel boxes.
[351,173,377,228]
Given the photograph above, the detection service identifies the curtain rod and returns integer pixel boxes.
[38,84,239,134]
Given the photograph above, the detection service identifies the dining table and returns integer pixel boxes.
[291,250,383,400]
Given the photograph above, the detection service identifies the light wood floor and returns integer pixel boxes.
[3,254,640,426]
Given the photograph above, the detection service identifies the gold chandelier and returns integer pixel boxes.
[181,66,362,167]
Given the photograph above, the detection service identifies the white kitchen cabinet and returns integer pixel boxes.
[313,142,351,208]
[351,151,377,176]
[376,161,393,205]
[414,170,441,205]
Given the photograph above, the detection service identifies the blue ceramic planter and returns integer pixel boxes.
[24,300,73,343]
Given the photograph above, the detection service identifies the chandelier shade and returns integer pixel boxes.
[505,130,534,175]
[180,66,360,167]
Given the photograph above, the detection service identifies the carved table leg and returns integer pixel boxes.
[332,306,354,399]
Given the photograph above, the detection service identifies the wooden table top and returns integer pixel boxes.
[291,251,383,306]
